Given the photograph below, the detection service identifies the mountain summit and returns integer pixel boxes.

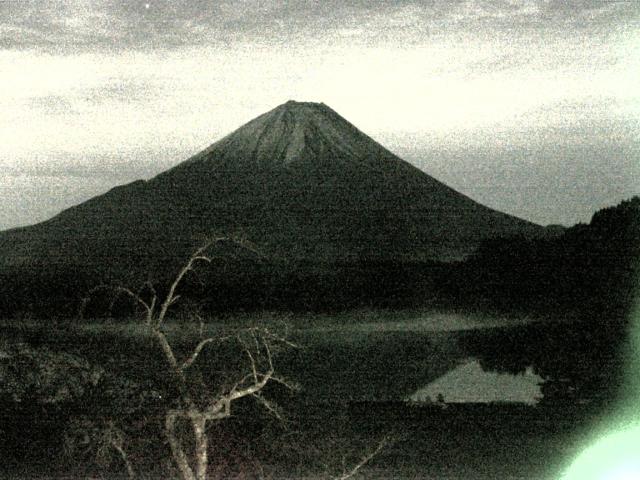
[188,101,368,168]
[170,100,407,172]
[0,101,544,277]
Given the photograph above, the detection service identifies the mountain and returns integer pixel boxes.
[0,101,544,280]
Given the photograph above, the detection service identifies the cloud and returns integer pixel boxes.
[1,0,637,53]
[27,94,78,115]
[82,77,161,105]
[2,149,180,180]
[21,77,158,116]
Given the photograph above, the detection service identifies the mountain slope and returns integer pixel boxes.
[0,101,544,278]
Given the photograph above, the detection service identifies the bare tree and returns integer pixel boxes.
[82,237,296,480]
[78,237,392,480]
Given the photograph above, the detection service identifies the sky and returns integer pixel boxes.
[1,0,638,230]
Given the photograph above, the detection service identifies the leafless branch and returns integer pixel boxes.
[226,372,259,399]
[180,338,217,371]
[110,438,136,480]
[147,295,157,325]
[239,332,259,382]
[114,287,152,313]
[143,280,157,297]
[155,236,228,328]
[229,234,267,261]
[251,392,285,422]
[332,436,389,480]
[269,375,300,392]
[81,284,155,321]
[188,268,206,287]
[262,327,300,349]
[191,255,213,264]
[196,312,205,338]
[226,336,275,402]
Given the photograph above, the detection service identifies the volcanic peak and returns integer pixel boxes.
[182,100,384,170]
[0,99,546,275]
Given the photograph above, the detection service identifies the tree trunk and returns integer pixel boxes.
[192,415,208,480]
[166,411,197,480]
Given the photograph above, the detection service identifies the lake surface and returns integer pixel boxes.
[285,311,547,403]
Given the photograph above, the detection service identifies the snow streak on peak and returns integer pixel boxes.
[189,100,393,169]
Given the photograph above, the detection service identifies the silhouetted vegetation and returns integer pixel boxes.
[454,197,639,407]
[454,196,639,317]
[2,198,637,320]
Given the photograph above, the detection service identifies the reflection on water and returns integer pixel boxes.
[408,358,543,405]
[290,313,618,405]
[307,311,536,334]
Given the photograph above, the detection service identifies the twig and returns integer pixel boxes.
[251,392,285,421]
[332,436,389,480]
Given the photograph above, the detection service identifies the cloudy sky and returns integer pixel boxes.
[1,0,638,229]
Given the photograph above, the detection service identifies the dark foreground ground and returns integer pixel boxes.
[293,401,600,479]
[0,315,627,479]
[0,399,605,479]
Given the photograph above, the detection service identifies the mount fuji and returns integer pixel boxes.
[0,101,545,278]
